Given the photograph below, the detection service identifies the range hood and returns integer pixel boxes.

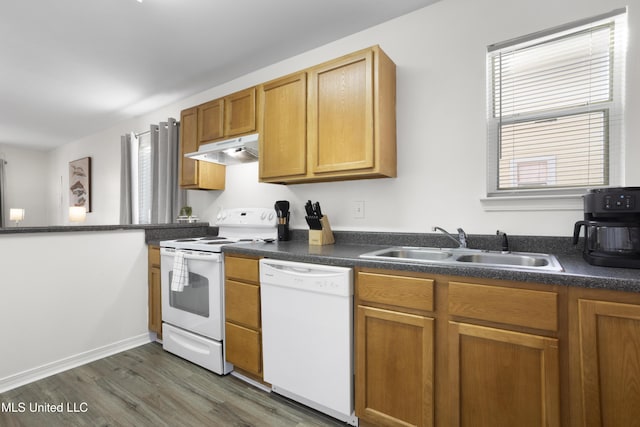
[184,133,259,165]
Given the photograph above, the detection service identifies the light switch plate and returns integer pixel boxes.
[352,200,365,219]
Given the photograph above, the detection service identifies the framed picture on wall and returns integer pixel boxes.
[69,157,91,212]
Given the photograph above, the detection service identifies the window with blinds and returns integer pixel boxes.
[487,9,626,196]
[129,132,153,225]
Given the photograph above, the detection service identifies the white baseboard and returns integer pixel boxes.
[230,370,272,393]
[0,333,153,393]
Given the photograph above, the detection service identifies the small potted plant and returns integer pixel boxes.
[178,206,193,223]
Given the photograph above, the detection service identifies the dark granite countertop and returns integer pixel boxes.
[0,223,216,244]
[221,231,640,293]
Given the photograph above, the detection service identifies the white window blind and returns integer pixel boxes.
[487,9,626,196]
[128,131,153,225]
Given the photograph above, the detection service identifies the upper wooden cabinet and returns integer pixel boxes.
[198,87,257,144]
[259,72,308,180]
[197,98,224,143]
[259,45,397,184]
[179,107,226,190]
[225,87,257,136]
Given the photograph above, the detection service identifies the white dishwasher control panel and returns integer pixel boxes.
[259,259,353,296]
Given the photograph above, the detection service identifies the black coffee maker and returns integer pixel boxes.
[573,187,640,268]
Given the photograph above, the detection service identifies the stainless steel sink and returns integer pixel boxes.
[360,246,563,272]
[455,252,558,268]
[363,247,453,261]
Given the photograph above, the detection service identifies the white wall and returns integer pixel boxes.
[0,230,150,392]
[0,144,49,226]
[46,0,640,235]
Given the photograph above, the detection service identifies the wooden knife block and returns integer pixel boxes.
[309,216,335,246]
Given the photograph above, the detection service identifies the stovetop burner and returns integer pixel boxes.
[160,207,277,252]
[203,240,234,245]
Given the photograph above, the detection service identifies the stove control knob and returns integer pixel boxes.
[268,212,275,221]
[260,211,267,220]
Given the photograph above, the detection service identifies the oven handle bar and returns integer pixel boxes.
[160,247,222,262]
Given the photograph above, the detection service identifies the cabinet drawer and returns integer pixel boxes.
[225,322,262,375]
[148,245,160,267]
[225,280,260,328]
[357,272,434,312]
[449,281,558,331]
[225,256,259,283]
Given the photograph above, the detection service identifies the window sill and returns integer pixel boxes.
[480,194,584,212]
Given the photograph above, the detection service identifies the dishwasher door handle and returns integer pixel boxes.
[260,260,353,296]
[261,260,351,279]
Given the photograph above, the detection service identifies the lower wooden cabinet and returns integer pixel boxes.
[356,268,640,427]
[569,289,640,427]
[356,271,435,427]
[448,322,560,427]
[148,245,162,338]
[224,255,263,379]
[356,305,434,427]
[356,269,565,427]
[225,322,262,375]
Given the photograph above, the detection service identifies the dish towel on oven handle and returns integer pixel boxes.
[170,251,189,292]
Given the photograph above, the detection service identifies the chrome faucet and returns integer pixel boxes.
[496,230,509,252]
[433,226,468,248]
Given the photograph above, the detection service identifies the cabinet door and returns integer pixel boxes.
[308,49,374,174]
[198,98,224,143]
[179,107,199,187]
[148,245,162,337]
[225,322,262,375]
[179,107,226,190]
[225,87,256,136]
[575,299,640,427]
[148,266,162,336]
[448,322,560,427]
[259,72,307,180]
[356,305,434,427]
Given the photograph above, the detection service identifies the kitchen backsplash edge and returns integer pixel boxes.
[287,229,582,256]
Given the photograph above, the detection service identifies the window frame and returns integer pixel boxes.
[485,8,626,201]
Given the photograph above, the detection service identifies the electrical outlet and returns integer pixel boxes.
[352,200,365,219]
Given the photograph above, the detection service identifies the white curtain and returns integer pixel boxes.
[151,118,186,223]
[0,159,6,228]
[119,134,133,224]
[119,118,185,225]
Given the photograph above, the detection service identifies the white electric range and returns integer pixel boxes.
[159,207,277,374]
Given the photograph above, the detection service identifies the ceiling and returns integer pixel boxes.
[1,0,438,150]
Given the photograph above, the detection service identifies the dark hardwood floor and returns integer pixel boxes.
[0,343,345,427]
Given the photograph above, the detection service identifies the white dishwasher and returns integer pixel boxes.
[259,259,357,426]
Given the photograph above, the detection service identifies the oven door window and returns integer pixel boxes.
[168,271,210,317]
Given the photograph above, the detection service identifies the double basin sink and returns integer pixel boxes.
[360,246,563,272]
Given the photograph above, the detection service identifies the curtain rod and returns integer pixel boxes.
[134,120,176,138]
